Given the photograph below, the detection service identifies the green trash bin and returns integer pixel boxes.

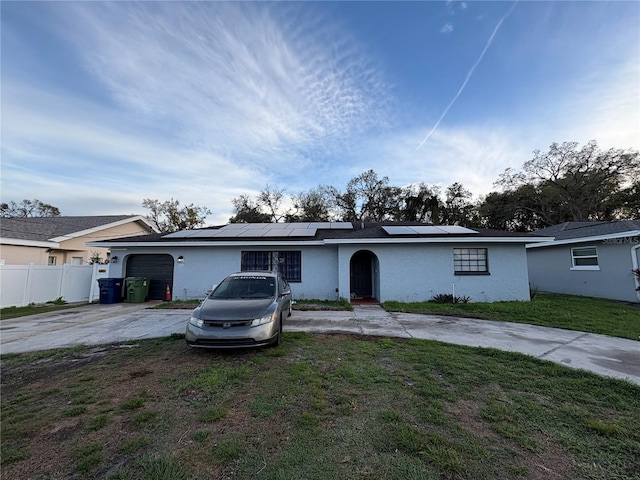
[125,277,150,303]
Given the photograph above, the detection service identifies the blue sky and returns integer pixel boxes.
[2,1,638,225]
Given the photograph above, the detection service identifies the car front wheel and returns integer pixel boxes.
[271,314,283,347]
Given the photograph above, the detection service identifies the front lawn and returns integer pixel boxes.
[1,333,639,479]
[384,293,640,341]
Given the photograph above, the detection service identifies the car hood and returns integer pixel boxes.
[194,298,274,321]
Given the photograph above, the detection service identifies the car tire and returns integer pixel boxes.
[272,314,283,347]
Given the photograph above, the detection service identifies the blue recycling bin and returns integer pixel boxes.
[98,278,124,304]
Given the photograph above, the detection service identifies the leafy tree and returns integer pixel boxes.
[287,186,336,222]
[495,140,640,226]
[142,198,211,233]
[477,188,547,231]
[88,250,108,265]
[229,194,272,223]
[330,170,401,222]
[395,183,442,223]
[0,199,60,217]
[441,182,475,226]
[612,181,640,219]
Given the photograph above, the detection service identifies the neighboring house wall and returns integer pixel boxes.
[527,241,639,302]
[1,221,152,265]
[54,222,154,265]
[0,244,50,265]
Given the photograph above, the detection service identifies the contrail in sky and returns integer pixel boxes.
[417,1,519,150]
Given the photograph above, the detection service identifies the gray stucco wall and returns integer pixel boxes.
[527,241,640,303]
[337,243,531,303]
[107,245,340,302]
[108,241,532,303]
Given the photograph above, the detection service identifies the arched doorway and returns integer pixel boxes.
[349,250,379,302]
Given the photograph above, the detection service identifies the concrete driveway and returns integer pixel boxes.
[1,303,639,385]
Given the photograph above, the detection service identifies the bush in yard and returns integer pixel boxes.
[430,293,471,304]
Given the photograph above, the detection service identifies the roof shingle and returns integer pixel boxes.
[0,216,142,242]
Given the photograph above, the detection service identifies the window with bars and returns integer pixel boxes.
[241,251,302,282]
[453,248,489,274]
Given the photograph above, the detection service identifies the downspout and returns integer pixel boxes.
[632,244,640,302]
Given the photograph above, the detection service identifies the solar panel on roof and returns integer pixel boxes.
[409,226,448,234]
[382,226,415,235]
[266,223,289,229]
[190,229,215,238]
[220,223,249,229]
[162,231,184,238]
[262,229,290,237]
[288,228,317,237]
[383,225,478,236]
[162,230,201,238]
[330,222,353,229]
[437,226,478,234]
[164,222,351,239]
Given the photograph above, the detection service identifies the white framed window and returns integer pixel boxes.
[453,248,489,275]
[48,256,57,266]
[571,246,599,270]
[71,257,84,265]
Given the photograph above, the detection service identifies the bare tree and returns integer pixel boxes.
[1,199,60,217]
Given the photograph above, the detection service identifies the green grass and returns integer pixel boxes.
[293,297,353,310]
[0,302,91,320]
[152,300,201,309]
[2,333,638,480]
[384,293,640,340]
[154,297,353,311]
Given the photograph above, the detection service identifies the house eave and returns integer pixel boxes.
[526,230,640,249]
[0,238,60,248]
[87,240,328,248]
[325,236,551,245]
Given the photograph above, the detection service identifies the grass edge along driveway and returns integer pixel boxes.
[384,293,640,341]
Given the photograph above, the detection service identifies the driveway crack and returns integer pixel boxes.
[538,332,589,358]
[392,313,413,339]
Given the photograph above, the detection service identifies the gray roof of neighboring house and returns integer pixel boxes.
[533,220,640,241]
[0,216,147,242]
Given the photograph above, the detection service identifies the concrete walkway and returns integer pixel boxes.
[1,303,639,385]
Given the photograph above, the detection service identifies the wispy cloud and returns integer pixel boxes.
[440,23,454,34]
[57,2,390,168]
[417,1,519,150]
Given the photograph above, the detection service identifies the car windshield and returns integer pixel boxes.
[210,276,276,299]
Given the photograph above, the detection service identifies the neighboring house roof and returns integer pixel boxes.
[89,221,551,247]
[0,215,157,247]
[527,220,640,248]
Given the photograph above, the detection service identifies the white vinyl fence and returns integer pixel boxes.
[0,263,111,308]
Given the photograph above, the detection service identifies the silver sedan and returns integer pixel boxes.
[186,271,292,348]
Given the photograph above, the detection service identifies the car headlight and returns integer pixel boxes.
[189,315,204,328]
[251,311,277,327]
